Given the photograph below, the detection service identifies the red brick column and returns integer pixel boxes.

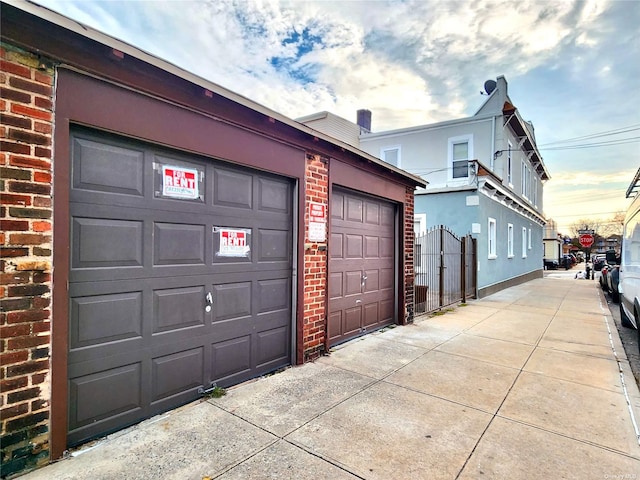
[1,45,54,476]
[403,186,415,323]
[302,153,328,361]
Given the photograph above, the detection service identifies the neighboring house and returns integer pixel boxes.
[0,3,425,477]
[543,219,562,264]
[300,76,551,297]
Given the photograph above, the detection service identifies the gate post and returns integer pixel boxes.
[461,236,467,303]
[439,226,445,308]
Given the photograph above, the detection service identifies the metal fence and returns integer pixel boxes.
[414,226,477,315]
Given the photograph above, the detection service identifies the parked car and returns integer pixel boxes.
[593,256,607,271]
[543,258,559,270]
[600,264,610,292]
[607,264,620,303]
[605,250,621,302]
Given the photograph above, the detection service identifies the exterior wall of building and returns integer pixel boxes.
[359,118,494,188]
[1,44,54,477]
[303,153,329,360]
[476,193,544,294]
[299,113,360,147]
[414,189,543,295]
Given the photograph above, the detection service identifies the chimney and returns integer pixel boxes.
[357,109,372,133]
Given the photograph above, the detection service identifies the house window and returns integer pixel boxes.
[381,146,401,167]
[414,213,427,236]
[522,227,527,257]
[521,162,531,200]
[507,142,513,186]
[508,223,514,258]
[528,228,532,249]
[488,217,497,259]
[532,177,538,207]
[449,135,473,180]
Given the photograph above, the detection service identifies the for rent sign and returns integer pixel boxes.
[219,228,249,257]
[162,165,198,199]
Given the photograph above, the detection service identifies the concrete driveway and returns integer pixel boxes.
[18,276,640,479]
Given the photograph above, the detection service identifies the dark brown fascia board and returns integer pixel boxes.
[0,1,426,189]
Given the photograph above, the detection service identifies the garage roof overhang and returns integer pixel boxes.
[502,104,550,182]
[1,0,426,189]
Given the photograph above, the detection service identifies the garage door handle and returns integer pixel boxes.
[206,292,213,304]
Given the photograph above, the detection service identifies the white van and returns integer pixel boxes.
[619,167,640,352]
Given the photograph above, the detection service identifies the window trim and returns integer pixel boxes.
[507,223,514,258]
[488,217,497,259]
[522,227,527,258]
[448,134,473,181]
[528,228,532,250]
[380,145,401,168]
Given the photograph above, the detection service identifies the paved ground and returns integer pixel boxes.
[17,276,640,479]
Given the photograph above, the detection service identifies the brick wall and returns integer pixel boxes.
[302,153,329,361]
[404,186,415,323]
[1,44,54,476]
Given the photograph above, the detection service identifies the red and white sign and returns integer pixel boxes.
[309,202,327,223]
[578,234,594,248]
[219,229,248,256]
[162,165,198,199]
[308,202,327,242]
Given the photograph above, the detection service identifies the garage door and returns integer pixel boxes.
[67,127,293,446]
[328,189,396,345]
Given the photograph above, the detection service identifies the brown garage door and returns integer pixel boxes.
[328,188,396,345]
[67,127,293,446]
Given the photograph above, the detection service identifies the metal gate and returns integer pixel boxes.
[414,226,476,315]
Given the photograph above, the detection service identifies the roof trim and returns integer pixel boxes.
[4,0,426,187]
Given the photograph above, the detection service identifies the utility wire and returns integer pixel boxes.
[538,124,640,146]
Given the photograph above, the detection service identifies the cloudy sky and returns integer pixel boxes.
[32,0,640,235]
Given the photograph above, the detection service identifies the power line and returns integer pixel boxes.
[538,124,640,147]
[539,137,640,151]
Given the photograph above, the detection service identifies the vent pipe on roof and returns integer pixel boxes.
[357,109,372,133]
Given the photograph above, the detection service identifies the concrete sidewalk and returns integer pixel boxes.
[18,276,640,479]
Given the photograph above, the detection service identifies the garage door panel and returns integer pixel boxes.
[380,268,394,289]
[344,307,362,336]
[345,271,363,296]
[257,229,290,261]
[257,278,290,313]
[363,303,379,327]
[213,282,252,321]
[365,201,380,224]
[330,233,343,258]
[153,223,206,265]
[329,272,343,299]
[151,347,204,402]
[69,362,142,430]
[258,177,290,214]
[70,292,143,350]
[364,236,379,258]
[153,286,206,333]
[363,270,379,292]
[345,234,363,258]
[256,326,289,366]
[346,197,363,222]
[72,217,143,269]
[213,168,253,209]
[72,137,145,197]
[211,335,251,382]
[328,311,342,342]
[329,188,396,345]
